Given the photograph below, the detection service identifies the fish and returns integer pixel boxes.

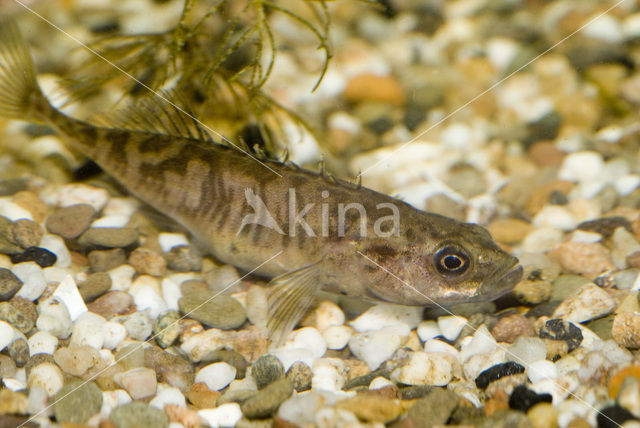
[0,19,522,345]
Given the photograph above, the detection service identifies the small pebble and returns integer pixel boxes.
[350,303,422,332]
[153,310,181,348]
[13,262,46,301]
[240,377,293,419]
[391,351,453,386]
[110,401,169,428]
[77,272,112,302]
[252,354,285,389]
[178,291,246,330]
[165,245,203,272]
[88,248,127,272]
[475,362,525,389]
[87,290,135,319]
[0,301,33,333]
[45,203,95,239]
[491,314,535,343]
[286,361,313,392]
[79,227,139,248]
[349,324,409,370]
[527,360,558,383]
[405,388,459,428]
[0,268,22,301]
[551,283,616,323]
[27,330,58,355]
[198,403,243,427]
[539,319,583,352]
[10,247,56,268]
[115,367,158,400]
[129,247,166,276]
[196,362,237,391]
[53,379,102,424]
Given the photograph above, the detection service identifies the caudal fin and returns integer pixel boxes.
[0,19,50,121]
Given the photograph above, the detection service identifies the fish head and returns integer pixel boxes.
[359,215,522,306]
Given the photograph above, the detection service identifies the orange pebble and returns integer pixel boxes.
[608,365,640,398]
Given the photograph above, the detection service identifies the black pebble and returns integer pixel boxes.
[10,247,57,268]
[597,405,637,428]
[475,362,525,389]
[508,385,552,412]
[539,319,583,352]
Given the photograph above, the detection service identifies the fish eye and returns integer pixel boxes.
[435,246,470,275]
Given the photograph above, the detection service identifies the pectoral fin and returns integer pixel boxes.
[266,262,321,348]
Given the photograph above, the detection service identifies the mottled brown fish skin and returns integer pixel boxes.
[0,19,522,308]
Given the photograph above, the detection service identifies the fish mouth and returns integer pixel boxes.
[478,259,523,301]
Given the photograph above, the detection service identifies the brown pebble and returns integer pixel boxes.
[626,251,640,269]
[525,180,574,215]
[335,395,404,423]
[78,272,112,302]
[8,338,29,367]
[11,219,43,249]
[180,280,208,296]
[88,248,127,272]
[0,354,17,378]
[360,384,402,400]
[129,248,166,276]
[487,218,533,245]
[12,191,47,223]
[188,382,222,409]
[491,314,535,343]
[484,389,509,416]
[45,204,96,240]
[549,242,615,278]
[344,73,406,105]
[612,312,640,349]
[8,296,36,325]
[543,339,569,360]
[528,141,565,167]
[87,291,135,319]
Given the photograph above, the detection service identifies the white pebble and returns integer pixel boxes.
[570,230,602,244]
[28,363,64,396]
[114,367,158,400]
[459,325,498,362]
[623,13,640,39]
[158,233,190,252]
[322,325,352,350]
[43,266,70,283]
[437,316,467,341]
[463,349,508,381]
[39,235,71,268]
[102,321,128,350]
[27,385,48,417]
[51,275,87,321]
[391,352,453,386]
[120,312,152,341]
[527,360,558,383]
[149,384,186,409]
[0,321,16,351]
[91,215,131,228]
[70,313,106,350]
[348,324,409,370]
[583,14,623,43]
[616,174,640,196]
[108,264,136,291]
[284,327,326,359]
[51,183,109,211]
[312,359,345,392]
[270,348,316,372]
[349,303,422,333]
[195,362,236,391]
[13,262,47,301]
[558,151,604,183]
[369,376,394,390]
[0,198,33,221]
[522,227,564,253]
[313,301,345,331]
[417,321,441,342]
[28,331,58,356]
[37,296,73,339]
[552,283,616,323]
[161,278,182,311]
[131,285,168,320]
[198,403,243,427]
[424,339,459,357]
[3,376,27,392]
[508,337,546,366]
[100,389,132,417]
[532,206,577,231]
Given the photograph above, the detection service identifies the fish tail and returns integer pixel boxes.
[0,19,52,122]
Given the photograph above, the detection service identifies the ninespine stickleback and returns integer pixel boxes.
[0,20,522,344]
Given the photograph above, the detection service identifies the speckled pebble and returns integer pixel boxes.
[129,247,166,276]
[539,319,583,352]
[153,310,181,348]
[110,401,169,428]
[87,290,134,319]
[405,388,459,428]
[286,361,313,392]
[0,268,22,301]
[552,283,616,323]
[53,379,102,424]
[0,301,33,333]
[252,354,284,389]
[165,245,203,272]
[491,314,535,343]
